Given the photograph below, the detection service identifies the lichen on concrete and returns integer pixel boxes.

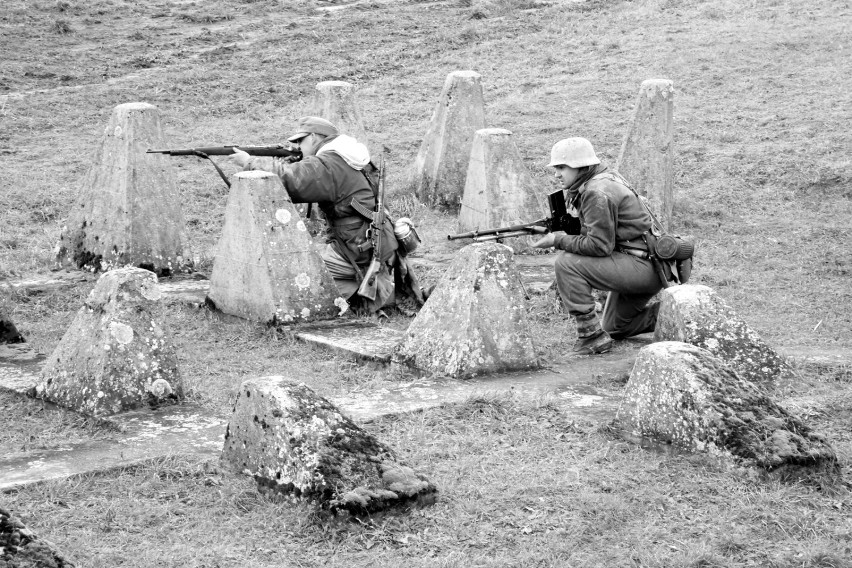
[617,341,838,478]
[1,505,75,567]
[32,267,183,417]
[392,242,539,379]
[654,284,792,383]
[221,377,437,515]
[207,171,345,325]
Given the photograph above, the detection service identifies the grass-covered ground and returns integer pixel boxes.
[2,0,852,565]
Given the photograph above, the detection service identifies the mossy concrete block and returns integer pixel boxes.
[55,102,191,276]
[616,79,675,230]
[33,267,182,417]
[221,377,437,514]
[458,128,547,253]
[411,70,486,211]
[617,341,838,476]
[207,171,348,325]
[1,506,75,567]
[393,242,539,379]
[654,284,792,383]
[0,310,24,344]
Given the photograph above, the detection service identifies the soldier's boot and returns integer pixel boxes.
[573,310,613,355]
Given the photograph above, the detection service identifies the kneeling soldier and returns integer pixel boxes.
[532,138,663,354]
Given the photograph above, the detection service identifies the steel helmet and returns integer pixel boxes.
[547,138,601,168]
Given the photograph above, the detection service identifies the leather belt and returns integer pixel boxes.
[331,215,365,228]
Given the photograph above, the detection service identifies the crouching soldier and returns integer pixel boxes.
[532,138,663,354]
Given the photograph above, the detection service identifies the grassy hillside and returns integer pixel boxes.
[1,0,851,566]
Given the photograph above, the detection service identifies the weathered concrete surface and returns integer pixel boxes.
[222,378,437,514]
[293,321,406,363]
[655,284,792,383]
[0,333,641,491]
[411,70,486,210]
[207,171,348,325]
[458,128,547,253]
[55,102,191,276]
[615,79,675,230]
[0,403,227,491]
[1,506,76,567]
[32,267,183,417]
[337,342,643,422]
[1,272,94,294]
[393,243,539,379]
[617,342,838,477]
[310,80,370,150]
[0,343,44,393]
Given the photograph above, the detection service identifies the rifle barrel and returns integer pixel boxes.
[472,230,543,242]
[447,221,549,241]
[146,145,301,158]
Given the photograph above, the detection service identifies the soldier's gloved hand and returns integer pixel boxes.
[229,148,251,168]
[532,233,557,249]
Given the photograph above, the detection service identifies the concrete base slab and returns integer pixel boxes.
[1,272,95,293]
[0,333,637,491]
[0,403,227,491]
[333,353,636,423]
[293,321,405,363]
[2,336,851,490]
[158,279,211,305]
[3,253,557,308]
[0,343,44,393]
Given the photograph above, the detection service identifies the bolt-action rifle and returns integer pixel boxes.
[146,145,302,189]
[447,189,582,242]
[356,154,387,302]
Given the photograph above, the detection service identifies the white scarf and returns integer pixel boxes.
[317,135,370,170]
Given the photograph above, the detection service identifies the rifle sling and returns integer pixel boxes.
[350,199,376,222]
[194,151,232,189]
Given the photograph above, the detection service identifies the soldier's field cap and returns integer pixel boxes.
[287,116,339,142]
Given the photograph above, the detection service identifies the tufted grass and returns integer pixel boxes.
[1,0,852,565]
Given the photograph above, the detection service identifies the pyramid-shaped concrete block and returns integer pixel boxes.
[221,377,437,514]
[1,506,76,567]
[617,342,838,477]
[393,242,538,379]
[411,70,486,210]
[616,79,675,230]
[654,284,792,383]
[458,128,547,253]
[207,171,348,324]
[310,80,370,149]
[0,308,24,344]
[33,267,182,417]
[55,102,191,276]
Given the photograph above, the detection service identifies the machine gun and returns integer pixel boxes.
[447,189,581,242]
[147,145,302,188]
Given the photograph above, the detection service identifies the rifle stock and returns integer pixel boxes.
[357,258,381,301]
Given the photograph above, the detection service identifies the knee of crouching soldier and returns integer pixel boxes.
[554,252,582,275]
